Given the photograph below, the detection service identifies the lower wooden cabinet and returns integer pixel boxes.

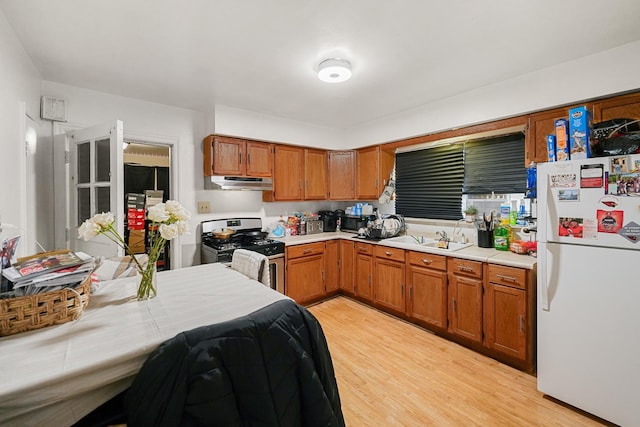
[447,258,483,344]
[285,242,325,304]
[324,240,340,293]
[406,251,448,330]
[484,264,534,370]
[339,240,355,295]
[354,242,374,302]
[373,246,406,314]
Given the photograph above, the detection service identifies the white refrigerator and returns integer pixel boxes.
[537,156,640,426]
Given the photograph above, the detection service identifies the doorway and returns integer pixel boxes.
[123,141,172,270]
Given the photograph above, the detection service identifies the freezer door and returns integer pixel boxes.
[537,158,640,251]
[537,242,640,426]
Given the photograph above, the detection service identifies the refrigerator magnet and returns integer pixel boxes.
[597,209,623,234]
[580,164,604,188]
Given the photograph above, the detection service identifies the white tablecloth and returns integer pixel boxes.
[0,263,289,426]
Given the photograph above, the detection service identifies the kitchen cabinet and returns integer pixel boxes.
[592,92,640,122]
[484,264,535,371]
[354,242,374,302]
[304,148,328,200]
[270,145,304,201]
[203,135,272,177]
[524,106,581,166]
[406,251,448,330]
[373,246,406,315]
[285,242,325,304]
[339,239,355,295]
[324,239,340,294]
[328,151,355,200]
[447,258,483,344]
[356,146,395,200]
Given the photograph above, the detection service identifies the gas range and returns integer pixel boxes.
[201,218,285,264]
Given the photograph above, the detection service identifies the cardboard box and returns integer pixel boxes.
[554,118,570,161]
[568,106,591,159]
[546,134,556,162]
[128,229,146,254]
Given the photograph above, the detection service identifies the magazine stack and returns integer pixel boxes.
[1,249,95,297]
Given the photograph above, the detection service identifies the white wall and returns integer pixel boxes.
[42,81,207,266]
[347,40,640,147]
[214,104,345,149]
[0,9,45,257]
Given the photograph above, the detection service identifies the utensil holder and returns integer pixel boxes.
[478,230,493,248]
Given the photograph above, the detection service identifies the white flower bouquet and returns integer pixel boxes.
[78,200,190,299]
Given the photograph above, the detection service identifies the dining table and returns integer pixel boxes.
[0,263,289,426]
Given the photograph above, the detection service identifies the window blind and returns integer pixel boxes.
[395,144,464,220]
[463,133,526,194]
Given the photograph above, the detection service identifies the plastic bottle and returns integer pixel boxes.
[494,220,511,251]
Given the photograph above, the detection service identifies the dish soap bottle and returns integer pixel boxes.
[494,220,511,251]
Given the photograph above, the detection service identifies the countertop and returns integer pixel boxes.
[273,231,537,270]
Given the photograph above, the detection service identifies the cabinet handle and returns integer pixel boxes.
[519,315,524,332]
[497,274,517,282]
[239,153,242,165]
[303,249,312,254]
[299,180,302,189]
[452,298,457,312]
[385,251,392,256]
[421,258,432,264]
[400,283,404,294]
[247,153,251,164]
[322,271,325,281]
[458,265,474,272]
[409,286,413,300]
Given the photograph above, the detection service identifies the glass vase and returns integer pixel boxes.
[136,262,158,300]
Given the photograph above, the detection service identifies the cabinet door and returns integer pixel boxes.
[356,146,380,200]
[525,106,575,166]
[484,282,527,360]
[304,148,328,200]
[448,273,483,343]
[213,136,245,176]
[592,92,640,122]
[407,264,448,329]
[355,253,373,302]
[339,239,355,294]
[328,151,355,200]
[273,145,304,201]
[324,240,340,293]
[286,253,325,304]
[374,257,405,314]
[246,141,273,177]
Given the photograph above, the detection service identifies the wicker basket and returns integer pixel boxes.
[0,275,91,337]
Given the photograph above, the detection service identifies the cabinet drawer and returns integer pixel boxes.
[374,246,405,262]
[487,264,527,290]
[286,242,324,259]
[408,251,447,271]
[447,258,482,278]
[355,242,373,255]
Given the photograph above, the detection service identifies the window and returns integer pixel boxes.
[395,133,525,220]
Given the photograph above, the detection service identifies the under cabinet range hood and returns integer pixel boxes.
[205,176,273,191]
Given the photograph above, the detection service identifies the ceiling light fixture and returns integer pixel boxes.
[317,58,352,83]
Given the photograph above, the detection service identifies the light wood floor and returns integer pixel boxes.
[308,296,612,427]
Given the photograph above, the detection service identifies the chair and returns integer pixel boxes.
[230,249,270,287]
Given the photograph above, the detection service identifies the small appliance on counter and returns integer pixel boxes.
[318,210,337,232]
[340,213,376,233]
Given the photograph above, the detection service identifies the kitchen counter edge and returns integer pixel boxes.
[273,232,537,270]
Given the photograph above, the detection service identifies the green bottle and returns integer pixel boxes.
[494,221,510,251]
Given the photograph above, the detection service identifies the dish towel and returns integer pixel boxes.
[230,249,270,287]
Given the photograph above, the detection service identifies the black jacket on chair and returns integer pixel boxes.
[125,299,345,427]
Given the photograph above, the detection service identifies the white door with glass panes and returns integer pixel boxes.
[68,120,124,257]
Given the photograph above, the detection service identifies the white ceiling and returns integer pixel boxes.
[2,0,640,129]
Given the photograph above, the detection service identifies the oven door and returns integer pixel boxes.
[268,254,285,294]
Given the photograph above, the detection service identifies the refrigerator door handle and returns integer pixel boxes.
[539,241,550,311]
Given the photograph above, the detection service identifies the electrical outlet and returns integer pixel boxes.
[197,201,211,214]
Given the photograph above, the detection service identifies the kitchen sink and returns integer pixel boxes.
[421,240,472,251]
[383,235,436,245]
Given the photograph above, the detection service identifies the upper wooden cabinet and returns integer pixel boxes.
[203,135,273,177]
[524,106,579,166]
[271,145,304,201]
[592,92,640,122]
[304,148,328,200]
[356,146,395,200]
[328,151,355,200]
